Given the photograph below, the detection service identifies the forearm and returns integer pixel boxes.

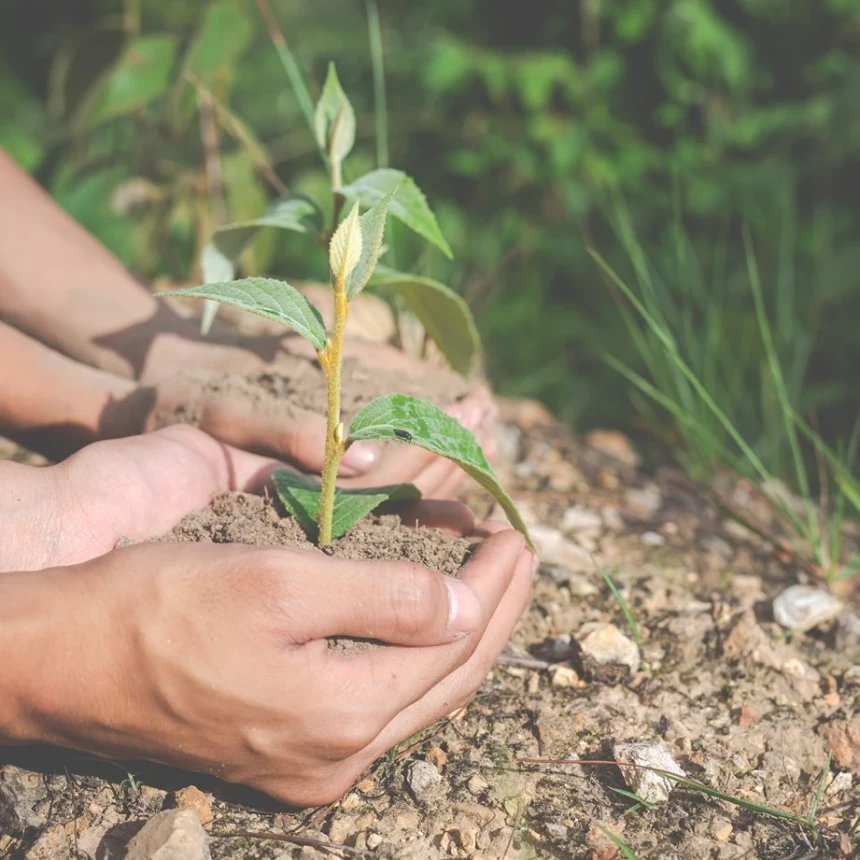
[0,149,206,379]
[0,570,60,745]
[0,320,151,458]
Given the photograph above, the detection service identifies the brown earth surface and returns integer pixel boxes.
[1,395,859,859]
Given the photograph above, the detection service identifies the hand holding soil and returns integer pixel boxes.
[0,525,534,805]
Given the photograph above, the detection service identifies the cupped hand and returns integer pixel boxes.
[4,526,535,805]
[139,330,498,498]
[0,424,475,573]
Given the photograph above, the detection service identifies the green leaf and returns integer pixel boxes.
[347,395,534,550]
[188,0,253,79]
[314,62,355,178]
[209,194,324,274]
[273,469,420,540]
[85,35,178,124]
[197,195,324,334]
[371,265,480,375]
[156,278,327,351]
[347,192,395,298]
[340,169,453,259]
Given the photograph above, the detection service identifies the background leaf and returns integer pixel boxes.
[372,265,480,375]
[340,168,453,259]
[84,35,177,125]
[314,62,355,170]
[156,278,327,350]
[273,469,420,540]
[347,394,534,549]
[198,195,324,334]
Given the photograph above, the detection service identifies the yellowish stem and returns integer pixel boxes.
[317,283,349,545]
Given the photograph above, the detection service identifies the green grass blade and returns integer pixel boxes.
[597,825,639,859]
[598,566,642,650]
[591,248,809,539]
[365,0,388,168]
[743,226,819,550]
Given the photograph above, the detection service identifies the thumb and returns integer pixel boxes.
[292,559,483,646]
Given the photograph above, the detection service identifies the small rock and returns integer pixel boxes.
[125,810,211,860]
[23,823,71,860]
[550,665,580,687]
[773,585,842,632]
[173,786,212,824]
[836,612,860,648]
[828,771,853,796]
[844,665,860,687]
[587,429,641,468]
[576,622,640,681]
[0,766,49,836]
[560,506,603,534]
[529,525,592,572]
[340,793,361,812]
[613,741,685,804]
[601,506,625,531]
[709,816,733,841]
[818,716,860,774]
[467,775,488,797]
[367,833,384,849]
[406,760,442,800]
[625,484,662,517]
[641,531,665,547]
[545,822,569,839]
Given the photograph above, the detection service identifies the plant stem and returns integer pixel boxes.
[317,285,349,545]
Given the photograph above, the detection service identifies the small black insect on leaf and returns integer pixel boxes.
[393,428,413,441]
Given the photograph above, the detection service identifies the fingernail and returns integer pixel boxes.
[339,443,377,476]
[446,579,482,635]
[531,553,541,575]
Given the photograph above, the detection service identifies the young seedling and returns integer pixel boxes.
[157,65,532,548]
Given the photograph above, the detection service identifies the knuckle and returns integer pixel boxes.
[309,716,377,760]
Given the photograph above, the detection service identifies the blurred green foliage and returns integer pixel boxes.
[1,0,859,477]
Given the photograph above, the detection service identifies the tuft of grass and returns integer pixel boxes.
[593,201,860,582]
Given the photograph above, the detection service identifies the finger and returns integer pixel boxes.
[284,556,484,646]
[377,499,475,534]
[363,541,536,756]
[340,530,526,705]
[197,394,376,477]
[339,443,437,489]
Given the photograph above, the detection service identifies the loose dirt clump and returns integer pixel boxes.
[2,397,858,859]
[150,353,462,430]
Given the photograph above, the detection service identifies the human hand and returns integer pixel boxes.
[0,424,476,574]
[1,528,535,805]
[139,335,498,498]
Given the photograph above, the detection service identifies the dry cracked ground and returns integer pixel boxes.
[1,400,859,860]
